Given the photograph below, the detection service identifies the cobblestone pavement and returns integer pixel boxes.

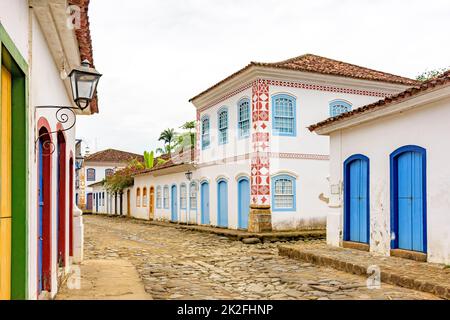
[82,215,439,300]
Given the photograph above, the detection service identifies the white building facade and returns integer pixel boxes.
[127,54,417,232]
[311,71,450,265]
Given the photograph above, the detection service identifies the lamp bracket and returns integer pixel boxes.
[35,105,77,155]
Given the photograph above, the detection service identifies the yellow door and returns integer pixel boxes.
[0,65,12,300]
[149,187,154,220]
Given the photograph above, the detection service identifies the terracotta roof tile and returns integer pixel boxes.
[84,149,144,163]
[68,0,99,114]
[189,54,419,102]
[308,70,450,132]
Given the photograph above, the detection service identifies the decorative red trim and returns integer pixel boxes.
[251,80,271,205]
[266,79,390,97]
[56,122,67,141]
[197,79,392,113]
[36,126,53,294]
[68,157,74,257]
[37,117,53,141]
[57,132,67,267]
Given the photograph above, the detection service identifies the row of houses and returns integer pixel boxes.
[0,0,100,300]
[88,52,449,264]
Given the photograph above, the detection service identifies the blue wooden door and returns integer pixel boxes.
[38,139,44,294]
[217,180,228,228]
[171,185,178,221]
[95,193,99,212]
[201,182,210,224]
[397,151,425,252]
[238,178,250,229]
[346,157,369,243]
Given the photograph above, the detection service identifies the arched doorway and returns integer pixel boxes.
[149,187,155,220]
[171,185,178,221]
[390,146,427,253]
[57,132,66,267]
[127,190,131,217]
[37,127,52,295]
[200,182,210,225]
[69,158,74,257]
[217,179,228,228]
[119,192,123,215]
[344,154,370,244]
[237,177,250,230]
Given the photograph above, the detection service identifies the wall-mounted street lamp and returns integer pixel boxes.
[69,60,102,111]
[185,170,193,181]
[35,60,102,154]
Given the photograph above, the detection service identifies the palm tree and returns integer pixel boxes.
[180,120,196,147]
[158,128,177,155]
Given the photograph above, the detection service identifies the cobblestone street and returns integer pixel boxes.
[71,215,439,300]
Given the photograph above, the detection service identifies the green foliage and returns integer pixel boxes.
[179,120,196,148]
[158,128,177,155]
[104,158,144,193]
[416,67,449,82]
[157,158,168,165]
[143,150,155,169]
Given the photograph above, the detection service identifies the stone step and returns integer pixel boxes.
[278,244,450,300]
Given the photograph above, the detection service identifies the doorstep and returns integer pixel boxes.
[278,242,450,299]
[125,215,326,243]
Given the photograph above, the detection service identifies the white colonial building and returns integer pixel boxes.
[310,70,450,265]
[77,148,143,213]
[124,54,418,232]
[0,0,100,299]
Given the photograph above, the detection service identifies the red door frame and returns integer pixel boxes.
[69,157,74,257]
[37,125,52,293]
[57,132,66,267]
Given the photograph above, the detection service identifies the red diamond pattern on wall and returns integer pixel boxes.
[251,79,271,206]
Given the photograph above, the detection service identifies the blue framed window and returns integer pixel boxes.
[156,186,162,208]
[218,107,228,145]
[272,94,296,136]
[189,182,198,210]
[180,183,187,210]
[238,98,250,138]
[105,168,114,177]
[163,185,169,209]
[330,100,352,117]
[201,115,210,149]
[272,175,296,211]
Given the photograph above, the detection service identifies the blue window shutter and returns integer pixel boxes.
[272,94,296,136]
[238,99,250,139]
[271,174,296,211]
[330,100,352,117]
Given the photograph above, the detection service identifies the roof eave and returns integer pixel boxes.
[190,66,413,110]
[312,84,450,135]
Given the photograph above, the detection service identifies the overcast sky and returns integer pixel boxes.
[76,0,450,155]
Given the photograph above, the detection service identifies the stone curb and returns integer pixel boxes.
[278,245,449,300]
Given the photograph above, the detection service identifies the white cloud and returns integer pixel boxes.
[77,0,450,154]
